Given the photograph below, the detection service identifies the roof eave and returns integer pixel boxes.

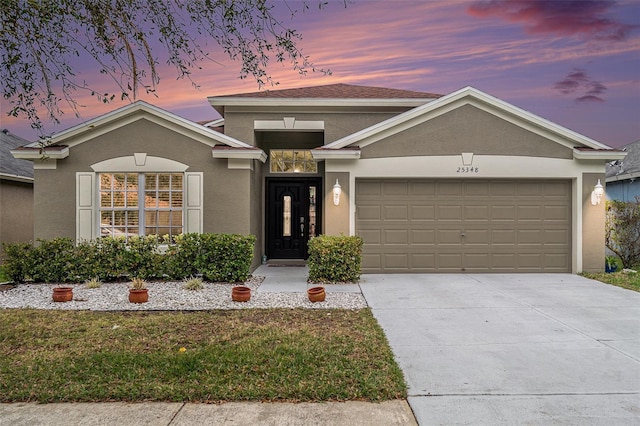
[10,146,70,160]
[311,149,361,160]
[573,149,627,161]
[212,148,267,163]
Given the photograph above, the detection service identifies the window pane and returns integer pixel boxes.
[171,211,182,226]
[283,195,291,237]
[171,192,183,208]
[128,211,139,226]
[269,150,317,174]
[100,191,112,207]
[158,174,171,190]
[158,191,170,206]
[171,174,183,190]
[145,211,157,226]
[145,191,157,208]
[145,174,157,190]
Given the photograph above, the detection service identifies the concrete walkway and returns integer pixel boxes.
[360,273,640,425]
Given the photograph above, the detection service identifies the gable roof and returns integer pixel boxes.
[0,129,33,182]
[214,83,441,99]
[606,140,640,182]
[11,101,266,162]
[315,86,624,161]
[208,83,441,115]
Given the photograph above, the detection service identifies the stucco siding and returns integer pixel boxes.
[33,118,251,240]
[582,172,606,272]
[360,104,573,159]
[0,180,34,255]
[224,111,400,145]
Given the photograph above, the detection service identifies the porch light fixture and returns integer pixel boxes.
[591,179,604,205]
[333,179,342,206]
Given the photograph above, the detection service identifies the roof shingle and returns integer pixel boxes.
[214,83,441,99]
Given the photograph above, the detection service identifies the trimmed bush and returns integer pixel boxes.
[1,242,33,283]
[308,235,363,283]
[2,233,255,283]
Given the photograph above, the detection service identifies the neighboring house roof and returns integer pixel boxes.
[11,101,266,163]
[606,140,640,182]
[208,83,442,116]
[314,86,624,161]
[0,129,34,182]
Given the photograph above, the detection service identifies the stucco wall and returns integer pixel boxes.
[0,180,34,258]
[361,105,573,159]
[34,118,251,241]
[224,110,400,145]
[324,172,350,236]
[582,172,606,272]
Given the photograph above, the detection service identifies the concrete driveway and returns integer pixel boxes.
[360,274,640,425]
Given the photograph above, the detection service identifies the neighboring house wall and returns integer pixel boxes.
[0,179,34,252]
[606,180,640,202]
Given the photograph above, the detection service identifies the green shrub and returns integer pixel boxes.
[2,234,255,284]
[1,242,33,283]
[308,235,363,283]
[606,198,640,269]
[197,234,256,282]
[29,238,77,283]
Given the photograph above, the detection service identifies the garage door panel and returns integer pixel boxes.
[411,205,436,220]
[356,204,381,220]
[356,179,571,273]
[383,205,408,220]
[438,205,463,220]
[384,229,409,244]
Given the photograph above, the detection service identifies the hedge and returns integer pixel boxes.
[2,233,255,284]
[308,235,363,283]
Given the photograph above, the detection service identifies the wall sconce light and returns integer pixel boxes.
[333,179,342,206]
[591,179,604,205]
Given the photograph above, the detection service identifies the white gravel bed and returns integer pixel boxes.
[0,277,368,311]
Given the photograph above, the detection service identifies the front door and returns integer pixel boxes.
[266,178,321,259]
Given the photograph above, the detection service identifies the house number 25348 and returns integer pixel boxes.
[457,167,479,173]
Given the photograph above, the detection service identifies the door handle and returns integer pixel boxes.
[300,222,304,237]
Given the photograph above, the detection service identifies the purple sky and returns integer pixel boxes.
[2,0,639,147]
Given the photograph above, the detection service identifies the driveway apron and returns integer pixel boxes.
[360,274,640,425]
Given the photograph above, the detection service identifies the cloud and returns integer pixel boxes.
[467,0,636,41]
[554,68,608,102]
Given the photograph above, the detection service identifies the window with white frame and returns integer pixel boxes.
[99,173,183,240]
[270,150,317,173]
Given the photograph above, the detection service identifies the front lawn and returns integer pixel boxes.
[0,308,406,403]
[582,270,640,292]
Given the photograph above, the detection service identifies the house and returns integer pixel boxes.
[1,129,34,257]
[606,140,640,202]
[12,84,626,273]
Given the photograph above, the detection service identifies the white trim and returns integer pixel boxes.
[323,87,612,151]
[211,149,267,163]
[26,101,252,150]
[11,146,69,159]
[573,149,627,161]
[606,172,640,182]
[33,160,58,170]
[311,149,361,160]
[91,155,188,172]
[227,158,254,170]
[254,118,325,131]
[0,173,33,183]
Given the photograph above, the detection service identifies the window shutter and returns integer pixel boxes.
[184,172,203,234]
[76,172,96,242]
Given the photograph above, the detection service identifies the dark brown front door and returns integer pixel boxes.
[266,178,321,259]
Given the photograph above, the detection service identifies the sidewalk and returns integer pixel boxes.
[0,401,417,426]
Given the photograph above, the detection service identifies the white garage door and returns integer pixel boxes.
[356,179,571,273]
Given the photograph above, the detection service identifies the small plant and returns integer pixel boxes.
[85,277,102,289]
[183,276,204,291]
[130,277,146,290]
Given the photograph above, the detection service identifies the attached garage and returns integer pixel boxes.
[356,179,571,273]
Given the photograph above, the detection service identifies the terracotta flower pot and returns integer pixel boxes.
[129,289,149,304]
[231,286,251,302]
[52,287,73,302]
[307,286,326,303]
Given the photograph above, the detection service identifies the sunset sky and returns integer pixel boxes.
[2,0,639,147]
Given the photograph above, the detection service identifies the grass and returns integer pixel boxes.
[581,270,640,292]
[0,308,406,403]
